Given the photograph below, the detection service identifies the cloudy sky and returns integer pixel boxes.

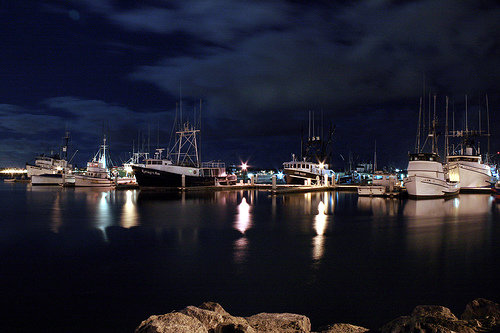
[1,0,499,169]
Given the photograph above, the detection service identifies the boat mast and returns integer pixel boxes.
[416,97,422,153]
[373,140,377,172]
[445,96,449,157]
[465,94,468,133]
[431,94,437,154]
[486,94,491,163]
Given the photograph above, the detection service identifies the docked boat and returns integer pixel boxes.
[133,113,233,188]
[72,136,114,187]
[403,95,458,198]
[446,152,492,192]
[404,153,459,198]
[444,95,494,192]
[358,172,399,197]
[283,111,335,185]
[28,131,74,186]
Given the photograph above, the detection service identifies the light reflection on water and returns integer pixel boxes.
[5,183,500,331]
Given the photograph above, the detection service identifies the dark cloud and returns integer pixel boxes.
[1,0,498,168]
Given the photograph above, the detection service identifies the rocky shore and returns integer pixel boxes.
[136,298,500,332]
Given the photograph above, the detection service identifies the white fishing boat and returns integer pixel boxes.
[28,131,75,186]
[283,111,335,185]
[444,95,493,192]
[72,136,114,187]
[403,95,458,198]
[404,153,459,198]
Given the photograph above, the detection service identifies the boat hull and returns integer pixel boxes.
[404,175,459,198]
[448,162,492,190]
[132,166,216,188]
[358,185,386,196]
[31,174,64,186]
[284,169,332,185]
[74,175,115,187]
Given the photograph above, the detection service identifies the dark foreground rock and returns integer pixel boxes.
[379,299,500,333]
[245,312,311,332]
[136,299,500,333]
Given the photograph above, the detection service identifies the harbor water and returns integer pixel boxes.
[1,182,499,331]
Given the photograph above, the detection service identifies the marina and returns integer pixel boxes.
[2,2,499,332]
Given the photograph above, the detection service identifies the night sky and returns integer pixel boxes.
[1,0,499,169]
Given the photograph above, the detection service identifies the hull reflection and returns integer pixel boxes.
[403,195,491,218]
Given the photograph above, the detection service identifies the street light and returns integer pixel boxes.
[241,162,247,171]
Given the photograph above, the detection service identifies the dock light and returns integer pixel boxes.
[241,163,248,171]
[277,171,284,180]
[319,162,324,169]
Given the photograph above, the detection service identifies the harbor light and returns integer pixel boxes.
[319,162,324,169]
[241,162,248,171]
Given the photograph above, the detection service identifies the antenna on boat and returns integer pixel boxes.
[416,97,422,153]
[465,94,468,133]
[199,99,202,163]
[308,110,311,139]
[486,93,491,163]
[445,96,449,157]
[179,83,183,130]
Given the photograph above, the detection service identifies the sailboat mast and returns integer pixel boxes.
[373,140,377,172]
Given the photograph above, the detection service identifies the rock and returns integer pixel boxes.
[411,305,458,321]
[462,298,500,321]
[462,298,500,330]
[379,304,477,333]
[215,323,254,333]
[318,323,369,332]
[135,312,208,333]
[246,312,311,333]
[199,302,232,316]
[181,303,255,333]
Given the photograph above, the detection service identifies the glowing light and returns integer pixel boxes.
[241,163,248,171]
[247,173,254,178]
[235,197,251,234]
[319,162,324,169]
[121,190,138,228]
[124,165,133,174]
[276,171,284,180]
[312,201,328,261]
[0,169,27,174]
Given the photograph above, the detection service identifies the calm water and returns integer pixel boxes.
[1,182,499,332]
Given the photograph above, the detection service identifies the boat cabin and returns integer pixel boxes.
[408,153,440,162]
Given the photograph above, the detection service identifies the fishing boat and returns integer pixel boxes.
[72,136,114,187]
[27,131,74,185]
[133,102,232,188]
[283,111,335,185]
[403,96,458,198]
[445,95,493,192]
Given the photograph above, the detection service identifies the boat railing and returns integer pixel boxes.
[201,161,226,169]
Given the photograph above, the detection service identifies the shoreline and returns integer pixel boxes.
[136,298,500,332]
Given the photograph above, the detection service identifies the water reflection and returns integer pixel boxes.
[121,190,138,228]
[233,197,252,264]
[235,197,251,234]
[312,201,328,262]
[357,197,400,216]
[403,195,491,218]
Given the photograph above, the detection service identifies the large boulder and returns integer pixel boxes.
[379,305,476,333]
[318,323,369,333]
[135,312,208,333]
[462,298,500,330]
[245,312,311,333]
[181,303,255,333]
